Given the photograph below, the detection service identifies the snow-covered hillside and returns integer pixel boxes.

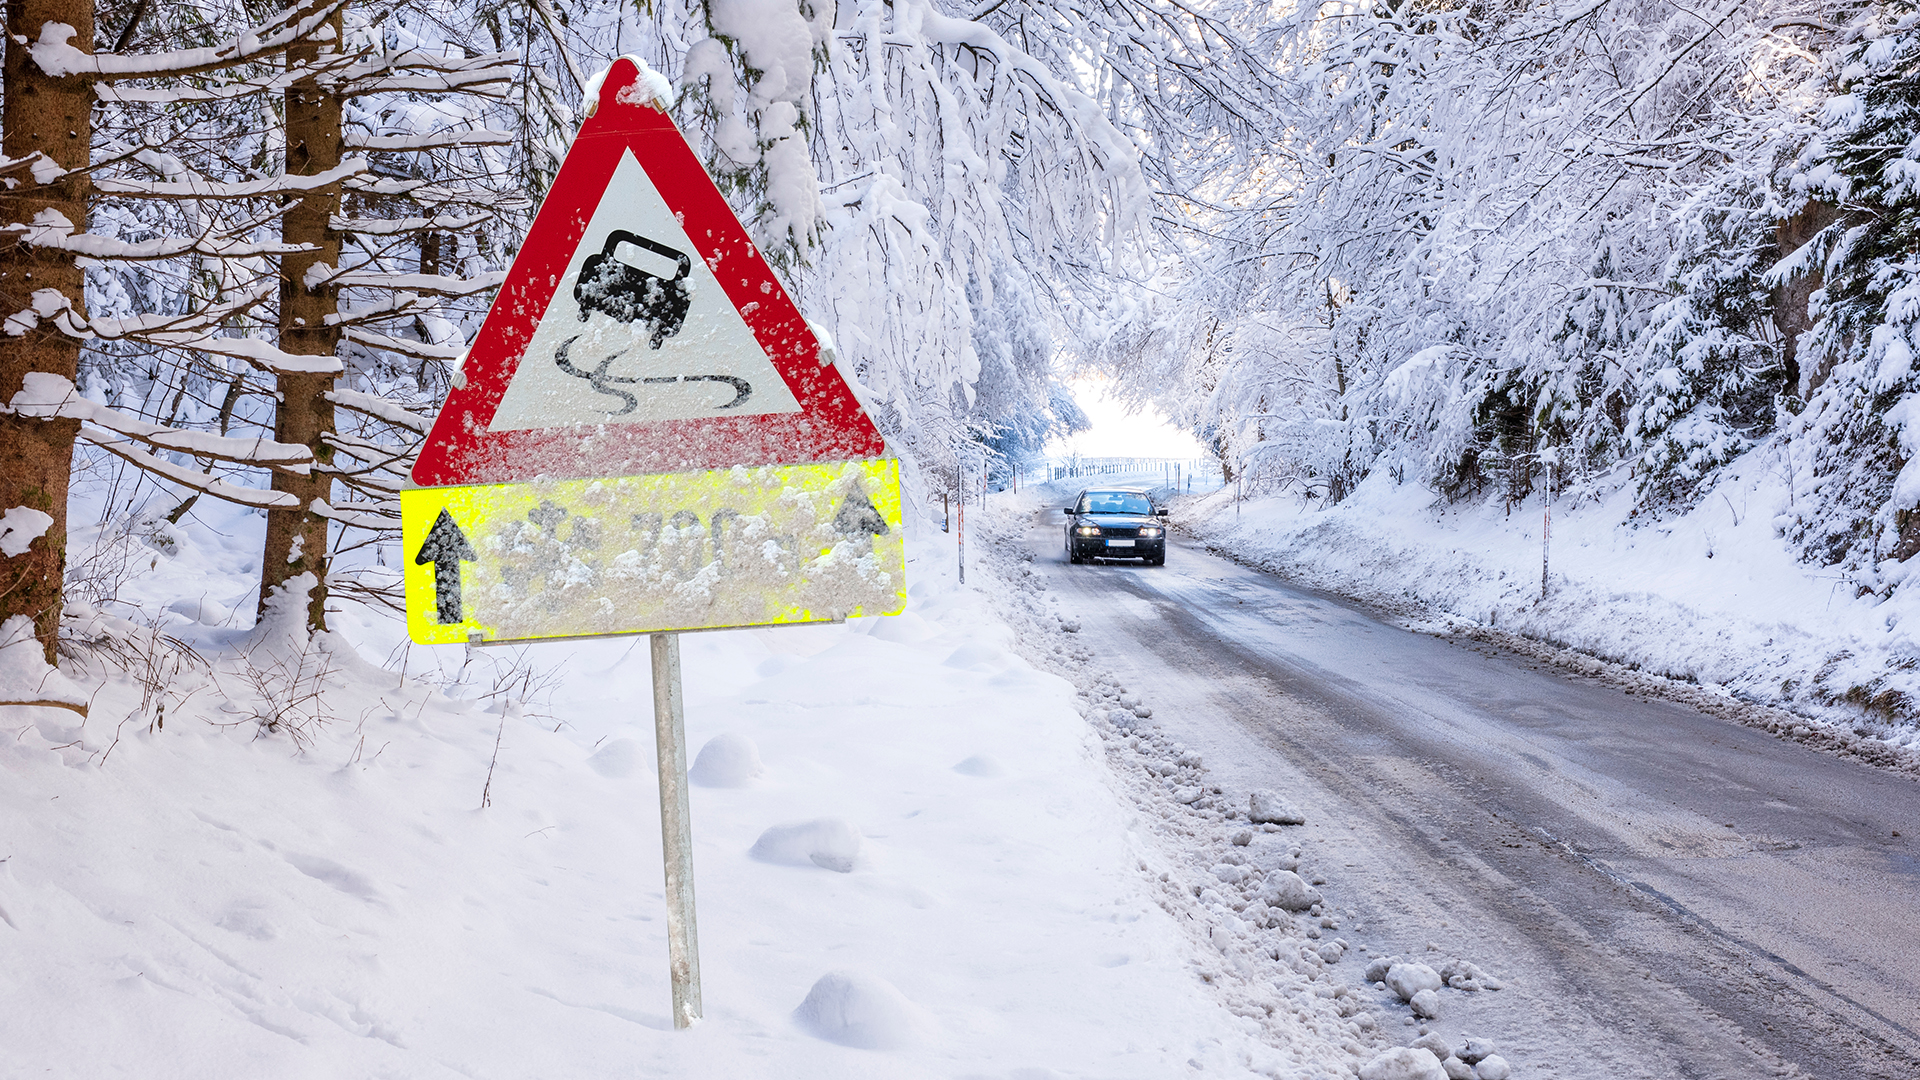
[0,492,1443,1077]
[1180,464,1920,770]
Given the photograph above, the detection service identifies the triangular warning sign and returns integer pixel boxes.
[411,59,885,488]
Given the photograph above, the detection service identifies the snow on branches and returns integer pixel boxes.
[44,0,525,630]
[1174,0,1836,521]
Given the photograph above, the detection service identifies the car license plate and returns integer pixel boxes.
[1106,539,1135,548]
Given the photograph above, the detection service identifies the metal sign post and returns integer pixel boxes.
[649,632,702,1028]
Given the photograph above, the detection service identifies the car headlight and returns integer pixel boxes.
[1139,526,1162,537]
[1075,526,1101,536]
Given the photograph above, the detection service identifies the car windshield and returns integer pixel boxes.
[1078,491,1154,515]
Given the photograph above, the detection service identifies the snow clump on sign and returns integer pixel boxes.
[689,732,765,786]
[751,817,862,872]
[1359,1046,1447,1080]
[0,506,53,557]
[793,970,923,1049]
[581,55,675,113]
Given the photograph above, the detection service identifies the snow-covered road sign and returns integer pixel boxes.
[401,59,904,645]
[400,460,903,644]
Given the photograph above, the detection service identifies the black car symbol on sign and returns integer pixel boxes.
[574,230,692,349]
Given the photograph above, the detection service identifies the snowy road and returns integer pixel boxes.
[1028,511,1920,1080]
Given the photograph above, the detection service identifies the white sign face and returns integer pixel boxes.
[489,150,803,430]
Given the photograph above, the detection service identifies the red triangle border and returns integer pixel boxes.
[410,59,885,488]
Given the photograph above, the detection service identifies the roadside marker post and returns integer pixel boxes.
[402,59,905,1027]
[957,466,966,585]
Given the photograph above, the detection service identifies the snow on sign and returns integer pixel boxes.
[401,59,904,646]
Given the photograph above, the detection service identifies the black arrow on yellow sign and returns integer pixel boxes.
[415,509,476,624]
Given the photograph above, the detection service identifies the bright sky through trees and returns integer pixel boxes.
[1048,377,1209,460]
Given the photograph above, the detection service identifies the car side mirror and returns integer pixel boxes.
[1064,507,1076,514]
[1156,508,1169,517]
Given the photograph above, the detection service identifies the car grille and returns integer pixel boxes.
[1101,526,1140,538]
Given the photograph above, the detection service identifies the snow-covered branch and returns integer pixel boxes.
[29,0,349,82]
[326,388,431,434]
[93,159,369,201]
[343,129,515,151]
[310,267,506,298]
[79,432,300,511]
[3,374,314,472]
[329,211,493,236]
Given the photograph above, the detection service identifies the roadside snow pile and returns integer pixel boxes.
[793,970,927,1050]
[0,495,1356,1077]
[689,731,765,786]
[750,816,864,872]
[1360,1046,1445,1080]
[1181,462,1920,767]
[1250,788,1308,825]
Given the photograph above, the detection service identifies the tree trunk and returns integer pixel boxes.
[262,13,344,631]
[1774,200,1843,399]
[0,0,93,664]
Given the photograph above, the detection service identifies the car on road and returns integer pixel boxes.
[1064,488,1168,565]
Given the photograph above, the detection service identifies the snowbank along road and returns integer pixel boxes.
[1025,497,1920,1080]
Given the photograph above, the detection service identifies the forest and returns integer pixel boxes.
[0,0,1907,686]
[5,5,1919,1075]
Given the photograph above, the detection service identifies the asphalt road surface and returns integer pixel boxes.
[1028,509,1920,1080]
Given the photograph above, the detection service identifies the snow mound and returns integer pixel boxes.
[1474,1054,1512,1079]
[1359,1047,1447,1080]
[943,643,1005,670]
[166,596,234,627]
[1457,1036,1497,1064]
[1412,1032,1451,1059]
[1248,789,1305,825]
[1439,956,1504,990]
[588,738,646,779]
[793,970,922,1049]
[1409,987,1440,1018]
[1386,961,1443,1002]
[751,817,863,872]
[0,615,86,710]
[952,754,1004,777]
[689,733,764,787]
[1256,869,1321,912]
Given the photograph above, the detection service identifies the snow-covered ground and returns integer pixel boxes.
[0,485,1461,1078]
[1178,458,1920,770]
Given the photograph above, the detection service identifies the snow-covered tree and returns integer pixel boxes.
[0,1,518,640]
[1780,7,1920,578]
[1168,0,1838,523]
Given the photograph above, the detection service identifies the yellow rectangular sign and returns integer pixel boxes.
[401,459,906,645]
